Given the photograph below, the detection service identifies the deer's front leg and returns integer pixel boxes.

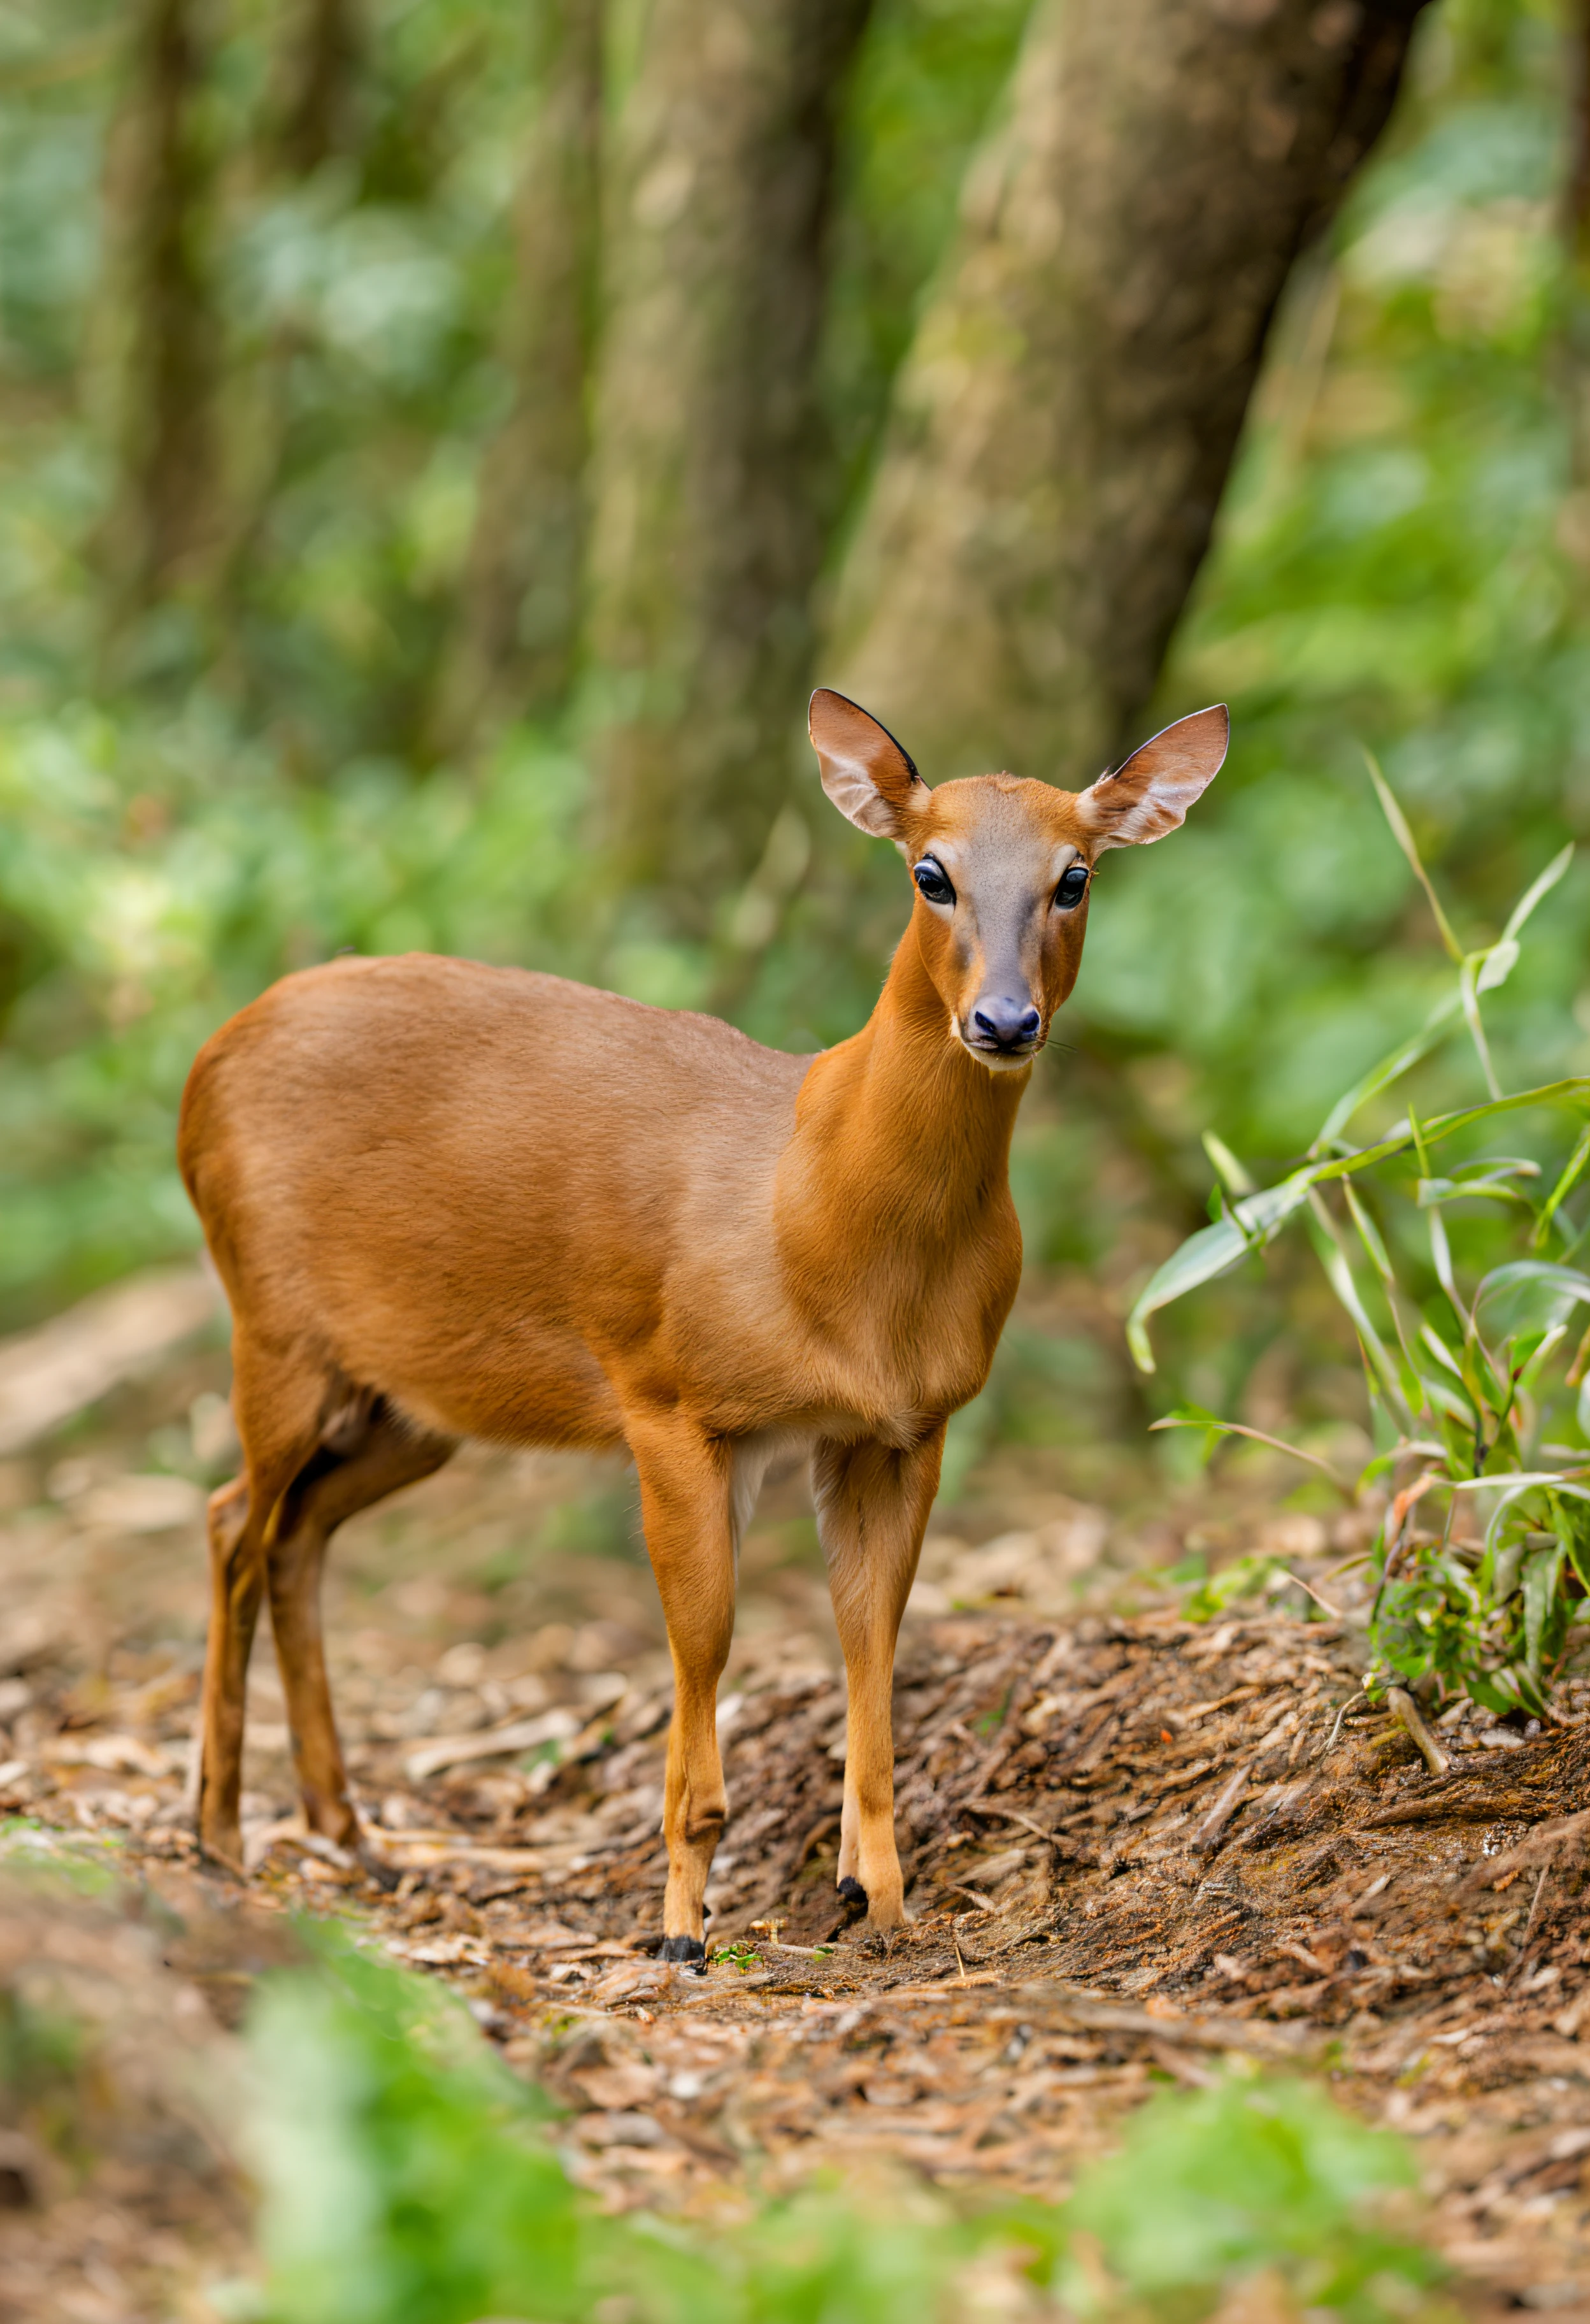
[628,1411,737,1969]
[813,1424,944,1930]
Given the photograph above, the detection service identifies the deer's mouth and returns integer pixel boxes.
[952,1021,1039,1071]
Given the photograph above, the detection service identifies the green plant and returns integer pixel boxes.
[238,1928,1440,2324]
[710,1942,764,1970]
[1131,767,1590,1714]
[1062,2069,1438,2323]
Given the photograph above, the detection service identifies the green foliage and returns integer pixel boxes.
[1063,2071,1435,2323]
[1136,771,1590,1711]
[248,1933,581,2324]
[1,0,1588,1496]
[242,1931,1439,2324]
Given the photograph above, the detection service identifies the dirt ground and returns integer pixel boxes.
[6,1279,1590,2322]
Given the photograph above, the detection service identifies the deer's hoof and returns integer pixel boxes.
[659,1934,706,1972]
[837,1876,868,1915]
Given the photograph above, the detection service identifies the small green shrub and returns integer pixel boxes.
[1062,2071,1435,2323]
[240,1930,1440,2324]
[1131,766,1590,1713]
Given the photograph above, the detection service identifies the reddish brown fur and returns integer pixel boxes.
[177,691,1226,1946]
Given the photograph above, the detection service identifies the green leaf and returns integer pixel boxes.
[1364,752,1464,963]
[1534,1121,1590,1253]
[1311,991,1461,1155]
[1203,1130,1255,1196]
[1307,1196,1414,1424]
[1131,1079,1590,1370]
[1523,1543,1565,1677]
[1472,1261,1590,1353]
[1502,840,1575,943]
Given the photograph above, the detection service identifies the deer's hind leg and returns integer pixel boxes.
[265,1399,455,1854]
[197,1338,327,1872]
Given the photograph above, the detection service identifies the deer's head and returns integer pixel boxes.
[808,689,1229,1072]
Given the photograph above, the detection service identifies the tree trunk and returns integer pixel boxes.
[431,0,603,754]
[583,0,872,929]
[827,0,1431,786]
[104,0,218,608]
[273,0,364,176]
[1561,0,1590,501]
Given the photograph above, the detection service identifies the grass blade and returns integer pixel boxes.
[1503,840,1575,942]
[1533,1120,1590,1252]
[1310,992,1461,1154]
[1459,956,1503,1102]
[1131,1080,1590,1371]
[1308,1193,1413,1427]
[1149,1409,1356,1498]
[1364,751,1463,964]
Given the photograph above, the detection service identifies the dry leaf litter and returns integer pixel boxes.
[4,1291,1590,2316]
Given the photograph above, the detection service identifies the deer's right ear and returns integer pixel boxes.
[809,689,930,840]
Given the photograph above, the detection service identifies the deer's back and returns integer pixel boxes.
[179,953,810,1447]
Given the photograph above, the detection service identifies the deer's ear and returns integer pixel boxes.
[1077,705,1229,851]
[809,689,930,840]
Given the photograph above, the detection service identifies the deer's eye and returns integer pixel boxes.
[1054,863,1089,910]
[913,858,955,907]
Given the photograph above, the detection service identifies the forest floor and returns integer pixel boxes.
[6,1278,1590,2321]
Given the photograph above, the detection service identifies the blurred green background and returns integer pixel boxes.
[2,0,1586,1496]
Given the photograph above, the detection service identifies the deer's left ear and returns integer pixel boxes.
[1077,705,1228,850]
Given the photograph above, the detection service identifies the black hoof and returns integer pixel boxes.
[659,1934,706,1969]
[837,1876,868,1916]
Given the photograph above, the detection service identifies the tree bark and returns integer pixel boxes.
[104,0,219,608]
[431,0,604,752]
[273,0,364,176]
[1561,0,1590,494]
[583,0,872,926]
[828,0,1432,786]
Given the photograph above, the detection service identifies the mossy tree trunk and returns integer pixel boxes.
[273,0,364,176]
[583,0,871,935]
[431,0,605,754]
[103,0,220,610]
[827,0,1431,787]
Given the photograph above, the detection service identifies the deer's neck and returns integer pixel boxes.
[776,918,1028,1306]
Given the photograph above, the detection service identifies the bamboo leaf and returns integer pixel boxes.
[1472,1261,1590,1353]
[1523,1544,1561,1675]
[1126,1218,1250,1373]
[1458,955,1502,1101]
[1533,1121,1590,1252]
[1503,840,1575,942]
[1148,1408,1355,1495]
[1308,1196,1413,1426]
[1426,1203,1470,1336]
[1474,938,1520,995]
[1129,1079,1590,1371]
[1364,751,1464,963]
[1202,1130,1254,1196]
[1310,991,1461,1154]
[1342,1179,1393,1282]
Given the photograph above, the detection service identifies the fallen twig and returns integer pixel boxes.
[1013,1983,1322,2063]
[1386,1686,1449,1777]
[1323,1689,1368,1751]
[1188,1765,1249,1854]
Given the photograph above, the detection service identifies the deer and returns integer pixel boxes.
[177,689,1227,1960]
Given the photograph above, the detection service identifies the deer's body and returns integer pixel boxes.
[184,944,1016,1461]
[180,691,1226,1955]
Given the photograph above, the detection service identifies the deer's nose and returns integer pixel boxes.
[971,997,1041,1051]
